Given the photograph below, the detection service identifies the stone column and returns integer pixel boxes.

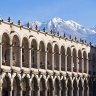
[20,47,22,68]
[59,53,61,71]
[0,43,2,68]
[29,48,32,69]
[70,86,73,96]
[71,55,73,72]
[10,44,13,68]
[9,86,13,96]
[65,54,67,72]
[45,51,47,70]
[37,50,40,69]
[87,86,89,96]
[52,52,54,70]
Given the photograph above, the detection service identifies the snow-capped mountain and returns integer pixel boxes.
[30,17,96,45]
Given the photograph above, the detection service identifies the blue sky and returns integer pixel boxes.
[0,0,96,27]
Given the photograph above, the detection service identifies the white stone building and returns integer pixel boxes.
[0,18,95,96]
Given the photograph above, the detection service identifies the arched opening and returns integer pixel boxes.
[78,50,82,72]
[39,41,45,69]
[83,51,87,73]
[40,78,46,96]
[22,37,29,68]
[88,53,91,74]
[2,33,10,66]
[67,47,71,71]
[31,39,37,68]
[22,76,30,96]
[73,49,77,72]
[47,43,52,70]
[12,35,20,67]
[47,78,53,96]
[61,46,65,71]
[92,54,96,75]
[2,75,11,96]
[61,79,66,96]
[55,78,59,96]
[79,79,83,96]
[54,44,59,70]
[73,79,77,96]
[67,79,72,96]
[32,77,38,96]
[13,76,20,96]
[84,80,88,96]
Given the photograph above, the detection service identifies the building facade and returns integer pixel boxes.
[0,18,95,96]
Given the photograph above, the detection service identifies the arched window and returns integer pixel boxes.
[2,33,10,66]
[83,51,87,73]
[54,44,59,70]
[31,39,37,68]
[67,47,71,71]
[73,48,77,72]
[22,37,29,68]
[61,46,65,71]
[47,43,52,70]
[12,35,20,67]
[78,50,82,72]
[39,41,45,69]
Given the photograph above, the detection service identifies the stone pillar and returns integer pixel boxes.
[52,52,54,70]
[10,44,13,68]
[37,50,40,69]
[20,47,22,68]
[59,53,61,71]
[0,43,2,68]
[71,56,73,72]
[65,54,67,72]
[87,86,89,96]
[29,48,32,69]
[45,51,47,70]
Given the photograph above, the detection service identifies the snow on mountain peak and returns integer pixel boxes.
[30,17,96,45]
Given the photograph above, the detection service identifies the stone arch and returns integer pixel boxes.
[73,48,77,72]
[67,78,72,96]
[47,42,52,70]
[67,47,71,71]
[54,44,59,70]
[2,74,11,96]
[31,38,38,68]
[31,76,39,96]
[40,77,46,96]
[22,37,29,68]
[60,46,65,71]
[78,50,82,72]
[47,77,54,96]
[2,33,10,66]
[13,75,21,96]
[73,79,78,96]
[12,35,20,67]
[83,51,87,73]
[22,76,30,96]
[39,41,45,69]
[54,78,60,96]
